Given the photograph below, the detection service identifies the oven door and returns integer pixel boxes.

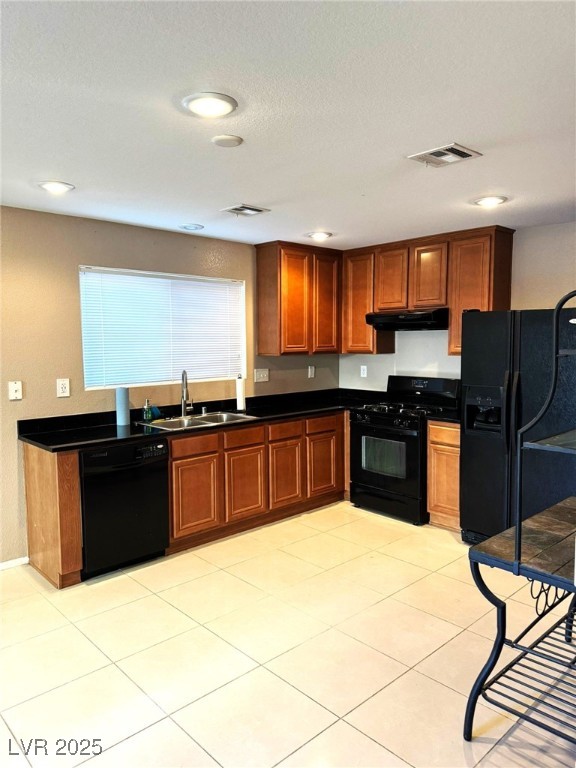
[350,421,421,499]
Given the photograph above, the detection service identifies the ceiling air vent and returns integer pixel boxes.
[407,143,482,168]
[221,203,271,216]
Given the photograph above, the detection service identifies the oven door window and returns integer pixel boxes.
[350,421,421,498]
[362,435,406,478]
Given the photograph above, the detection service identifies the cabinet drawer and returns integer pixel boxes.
[268,420,303,441]
[428,421,460,447]
[223,426,265,449]
[171,433,220,459]
[306,414,339,434]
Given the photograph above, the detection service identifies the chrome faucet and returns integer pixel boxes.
[181,370,193,417]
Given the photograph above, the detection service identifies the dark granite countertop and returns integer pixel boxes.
[18,388,386,452]
[470,496,576,592]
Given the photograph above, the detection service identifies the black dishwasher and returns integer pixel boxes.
[80,438,169,579]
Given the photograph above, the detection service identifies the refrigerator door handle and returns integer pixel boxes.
[508,370,520,454]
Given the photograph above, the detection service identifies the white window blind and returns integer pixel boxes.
[79,266,245,389]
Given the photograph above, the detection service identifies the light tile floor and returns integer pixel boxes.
[1,501,576,767]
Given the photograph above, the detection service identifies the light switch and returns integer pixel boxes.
[8,381,22,400]
[254,368,269,382]
[308,365,316,379]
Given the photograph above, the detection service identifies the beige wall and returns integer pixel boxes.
[511,221,576,309]
[0,207,338,562]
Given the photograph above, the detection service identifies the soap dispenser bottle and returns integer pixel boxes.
[142,398,152,422]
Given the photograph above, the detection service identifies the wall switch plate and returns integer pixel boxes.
[254,368,269,383]
[8,381,22,400]
[360,365,368,378]
[308,365,316,379]
[57,378,70,397]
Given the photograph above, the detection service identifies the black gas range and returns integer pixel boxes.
[349,375,460,524]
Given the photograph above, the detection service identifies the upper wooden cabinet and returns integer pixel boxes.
[448,227,513,355]
[374,242,447,311]
[341,249,395,354]
[256,241,340,355]
[342,250,375,353]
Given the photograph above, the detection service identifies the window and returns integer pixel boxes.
[79,266,245,389]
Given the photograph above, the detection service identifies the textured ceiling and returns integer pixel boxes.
[2,1,575,249]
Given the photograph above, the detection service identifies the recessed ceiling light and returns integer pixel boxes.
[473,196,509,208]
[211,135,243,147]
[38,180,75,195]
[305,232,333,242]
[179,223,204,231]
[181,92,238,118]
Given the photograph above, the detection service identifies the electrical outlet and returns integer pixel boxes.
[308,365,316,379]
[57,378,70,397]
[8,381,22,400]
[254,368,269,383]
[360,365,368,378]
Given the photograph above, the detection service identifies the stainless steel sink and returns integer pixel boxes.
[196,412,257,424]
[139,412,257,431]
[142,416,211,431]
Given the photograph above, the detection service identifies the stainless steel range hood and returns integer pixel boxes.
[366,307,449,331]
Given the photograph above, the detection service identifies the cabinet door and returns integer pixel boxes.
[312,251,339,353]
[409,242,448,308]
[172,453,222,538]
[281,247,311,353]
[427,422,460,531]
[225,444,267,522]
[269,438,304,509]
[306,414,344,498]
[448,235,491,354]
[307,432,339,497]
[341,251,375,353]
[374,247,409,310]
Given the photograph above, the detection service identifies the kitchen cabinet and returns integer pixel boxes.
[448,227,513,355]
[306,413,344,498]
[256,241,340,355]
[343,226,512,356]
[268,420,305,509]
[23,444,82,588]
[171,433,223,539]
[427,420,460,531]
[374,242,447,311]
[342,249,395,354]
[223,426,267,522]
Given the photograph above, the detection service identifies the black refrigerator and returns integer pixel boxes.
[460,307,576,544]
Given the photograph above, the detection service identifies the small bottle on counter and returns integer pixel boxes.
[142,398,152,422]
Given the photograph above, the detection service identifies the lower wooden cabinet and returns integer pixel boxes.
[167,413,346,553]
[22,411,347,587]
[171,433,222,538]
[427,420,461,531]
[224,427,267,522]
[23,444,83,588]
[268,420,305,510]
[306,414,344,497]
